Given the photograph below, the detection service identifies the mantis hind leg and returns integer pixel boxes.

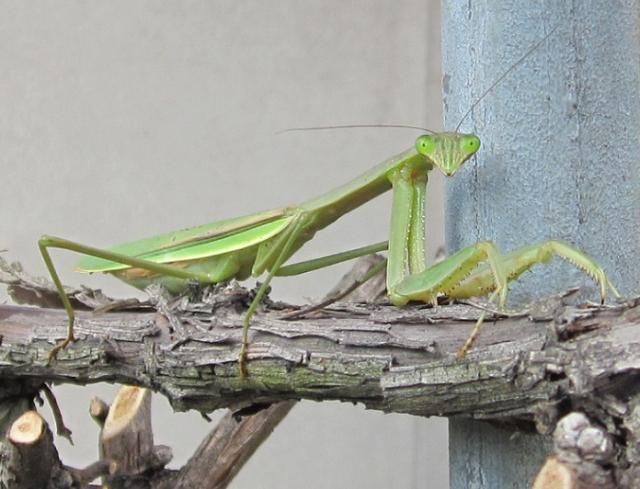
[38,235,230,362]
[39,238,77,361]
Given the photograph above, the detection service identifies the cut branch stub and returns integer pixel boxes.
[5,410,69,489]
[101,386,161,477]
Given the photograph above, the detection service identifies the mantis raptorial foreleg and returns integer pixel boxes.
[447,240,619,302]
[390,241,508,307]
[283,238,619,356]
[404,239,619,356]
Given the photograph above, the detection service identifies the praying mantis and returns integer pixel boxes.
[38,28,619,375]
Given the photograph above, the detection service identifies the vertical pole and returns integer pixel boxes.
[442,1,640,487]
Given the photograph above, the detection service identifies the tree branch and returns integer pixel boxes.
[0,289,637,425]
[3,255,640,486]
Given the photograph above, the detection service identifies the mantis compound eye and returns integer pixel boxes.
[415,135,435,155]
[462,135,481,154]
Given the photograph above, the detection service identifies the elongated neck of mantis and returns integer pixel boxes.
[298,147,429,229]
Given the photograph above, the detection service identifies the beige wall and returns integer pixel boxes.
[0,2,447,487]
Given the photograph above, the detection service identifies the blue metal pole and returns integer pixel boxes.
[442,1,640,487]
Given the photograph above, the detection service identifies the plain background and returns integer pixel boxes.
[0,2,449,487]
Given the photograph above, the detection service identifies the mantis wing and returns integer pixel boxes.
[76,208,294,273]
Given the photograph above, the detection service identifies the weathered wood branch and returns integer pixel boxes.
[2,255,640,486]
[6,411,65,488]
[0,406,111,488]
[169,400,296,489]
[0,290,637,425]
[100,386,157,477]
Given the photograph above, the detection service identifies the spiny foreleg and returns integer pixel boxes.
[389,240,509,308]
[447,239,619,303]
[448,239,618,356]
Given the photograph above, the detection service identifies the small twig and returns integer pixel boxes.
[89,397,110,428]
[41,384,73,445]
[174,401,296,489]
[67,460,112,486]
[281,257,387,320]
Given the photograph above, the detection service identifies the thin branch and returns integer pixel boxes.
[170,401,296,489]
[0,290,638,423]
[2,258,640,486]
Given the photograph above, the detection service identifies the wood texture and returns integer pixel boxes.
[1,278,640,485]
[0,293,636,420]
[101,386,155,476]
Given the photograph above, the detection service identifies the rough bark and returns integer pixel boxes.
[5,411,60,489]
[0,291,635,421]
[0,404,110,488]
[1,258,640,486]
[101,386,157,477]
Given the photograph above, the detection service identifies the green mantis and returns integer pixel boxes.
[39,129,618,372]
[37,26,619,374]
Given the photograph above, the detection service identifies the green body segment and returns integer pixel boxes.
[79,214,296,294]
[76,209,292,272]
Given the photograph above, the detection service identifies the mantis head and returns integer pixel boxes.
[415,133,480,176]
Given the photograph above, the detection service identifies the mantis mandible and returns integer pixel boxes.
[38,27,619,375]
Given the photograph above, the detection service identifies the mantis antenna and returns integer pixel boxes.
[280,26,561,136]
[276,124,436,135]
[454,23,561,132]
